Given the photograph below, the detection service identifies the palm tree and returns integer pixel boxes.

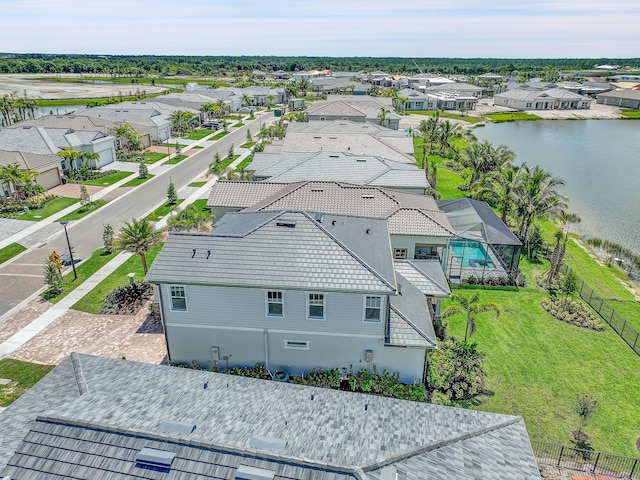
[515,164,568,245]
[461,140,514,190]
[115,217,162,274]
[0,163,37,198]
[437,120,462,156]
[266,94,277,110]
[547,212,581,284]
[166,204,212,232]
[377,107,390,128]
[473,163,525,223]
[418,112,440,156]
[56,148,83,171]
[241,94,253,108]
[170,110,195,136]
[80,151,100,169]
[442,293,501,342]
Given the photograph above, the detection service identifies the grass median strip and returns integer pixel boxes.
[71,244,163,314]
[143,152,168,163]
[57,199,107,221]
[164,155,188,165]
[42,248,119,303]
[145,200,184,222]
[188,181,207,187]
[122,175,155,187]
[0,242,27,264]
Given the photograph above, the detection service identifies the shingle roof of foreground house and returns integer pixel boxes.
[207,181,455,239]
[147,211,397,293]
[0,353,541,479]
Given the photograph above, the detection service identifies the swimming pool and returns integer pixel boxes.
[450,240,496,269]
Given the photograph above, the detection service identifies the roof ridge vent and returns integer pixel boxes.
[70,352,89,396]
[159,419,196,435]
[136,447,176,472]
[236,464,276,480]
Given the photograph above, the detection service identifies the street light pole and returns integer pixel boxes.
[59,221,77,280]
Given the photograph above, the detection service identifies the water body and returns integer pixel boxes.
[474,120,640,256]
[34,105,84,118]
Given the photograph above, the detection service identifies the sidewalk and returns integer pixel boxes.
[0,132,260,359]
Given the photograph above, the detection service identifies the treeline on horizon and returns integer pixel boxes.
[1,53,639,76]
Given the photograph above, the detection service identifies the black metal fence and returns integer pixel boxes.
[533,441,640,479]
[559,264,640,357]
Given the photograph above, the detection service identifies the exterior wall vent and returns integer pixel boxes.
[235,464,276,480]
[249,434,287,452]
[136,447,176,470]
[361,194,375,199]
[357,158,367,162]
[159,419,196,435]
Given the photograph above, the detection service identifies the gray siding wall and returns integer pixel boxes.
[158,284,427,382]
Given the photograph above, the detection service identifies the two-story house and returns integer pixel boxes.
[146,211,444,383]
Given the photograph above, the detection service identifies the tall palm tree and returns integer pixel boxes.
[266,94,277,110]
[115,218,162,274]
[442,293,501,342]
[547,211,581,284]
[473,162,525,223]
[418,112,440,156]
[80,151,100,169]
[377,107,390,128]
[515,164,568,245]
[437,120,462,156]
[0,163,29,198]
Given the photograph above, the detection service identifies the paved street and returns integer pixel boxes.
[0,113,271,317]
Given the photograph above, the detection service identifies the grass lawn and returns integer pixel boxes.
[72,244,163,314]
[164,155,188,165]
[13,197,79,221]
[122,175,155,187]
[442,276,640,457]
[241,141,256,148]
[57,199,107,221]
[0,358,54,407]
[484,112,542,123]
[232,123,244,127]
[42,248,119,303]
[145,200,184,222]
[211,132,229,140]
[186,129,214,140]
[413,137,466,199]
[192,145,204,149]
[621,110,640,119]
[77,171,132,186]
[0,242,26,264]
[191,199,209,211]
[233,154,254,172]
[143,152,168,163]
[409,110,485,124]
[188,181,207,187]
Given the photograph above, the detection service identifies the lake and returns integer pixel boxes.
[473,120,640,256]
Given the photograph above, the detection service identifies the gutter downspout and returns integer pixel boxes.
[263,328,270,371]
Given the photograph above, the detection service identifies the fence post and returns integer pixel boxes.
[599,298,605,311]
[633,332,639,351]
[630,457,638,479]
[610,309,615,322]
[558,445,565,467]
[588,289,594,304]
[621,321,626,337]
[592,452,601,473]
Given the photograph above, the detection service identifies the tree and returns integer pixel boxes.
[0,163,37,199]
[56,147,83,171]
[377,107,390,128]
[170,110,196,136]
[43,257,63,294]
[473,163,525,223]
[241,93,253,108]
[115,217,162,274]
[436,120,462,156]
[428,339,486,402]
[228,144,234,160]
[166,204,212,232]
[103,224,114,254]
[167,178,177,205]
[246,129,252,143]
[547,212,581,284]
[80,151,100,169]
[418,112,440,156]
[442,293,501,342]
[138,162,148,179]
[561,269,579,308]
[79,184,91,206]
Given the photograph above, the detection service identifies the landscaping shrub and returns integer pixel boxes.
[540,297,605,331]
[0,194,56,214]
[99,282,153,315]
[428,339,486,401]
[66,167,118,182]
[466,270,525,287]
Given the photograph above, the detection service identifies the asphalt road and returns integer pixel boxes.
[0,113,272,317]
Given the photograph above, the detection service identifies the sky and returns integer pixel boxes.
[1,0,639,58]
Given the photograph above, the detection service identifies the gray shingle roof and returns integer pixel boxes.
[0,150,60,171]
[147,211,397,293]
[0,354,541,479]
[17,114,152,137]
[394,260,451,298]
[250,151,428,190]
[73,107,171,127]
[207,181,454,238]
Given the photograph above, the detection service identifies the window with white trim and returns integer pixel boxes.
[307,293,325,319]
[394,248,407,260]
[266,291,284,317]
[364,296,382,323]
[284,340,310,350]
[169,286,187,311]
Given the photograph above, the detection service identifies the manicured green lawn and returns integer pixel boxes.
[42,248,119,303]
[192,145,204,149]
[211,132,229,140]
[233,154,254,172]
[76,171,132,186]
[14,197,79,221]
[57,199,107,221]
[0,358,54,407]
[186,129,214,140]
[164,155,188,165]
[143,152,168,163]
[621,110,640,119]
[188,181,207,187]
[122,175,155,187]
[413,137,466,199]
[71,244,163,314]
[485,112,542,123]
[409,110,485,124]
[442,282,640,457]
[191,199,209,211]
[232,123,244,127]
[145,200,184,222]
[0,242,27,264]
[241,142,256,148]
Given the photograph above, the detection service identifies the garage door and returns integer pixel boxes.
[37,168,62,190]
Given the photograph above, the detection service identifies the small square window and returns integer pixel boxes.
[394,248,407,260]
[364,296,382,323]
[266,291,283,317]
[307,293,325,319]
[170,286,187,311]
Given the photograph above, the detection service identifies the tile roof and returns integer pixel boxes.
[17,114,152,137]
[0,354,541,479]
[250,151,428,190]
[394,260,451,298]
[307,101,369,118]
[207,181,455,238]
[147,211,397,293]
[72,107,171,127]
[0,150,60,171]
[207,181,290,208]
[387,273,436,348]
